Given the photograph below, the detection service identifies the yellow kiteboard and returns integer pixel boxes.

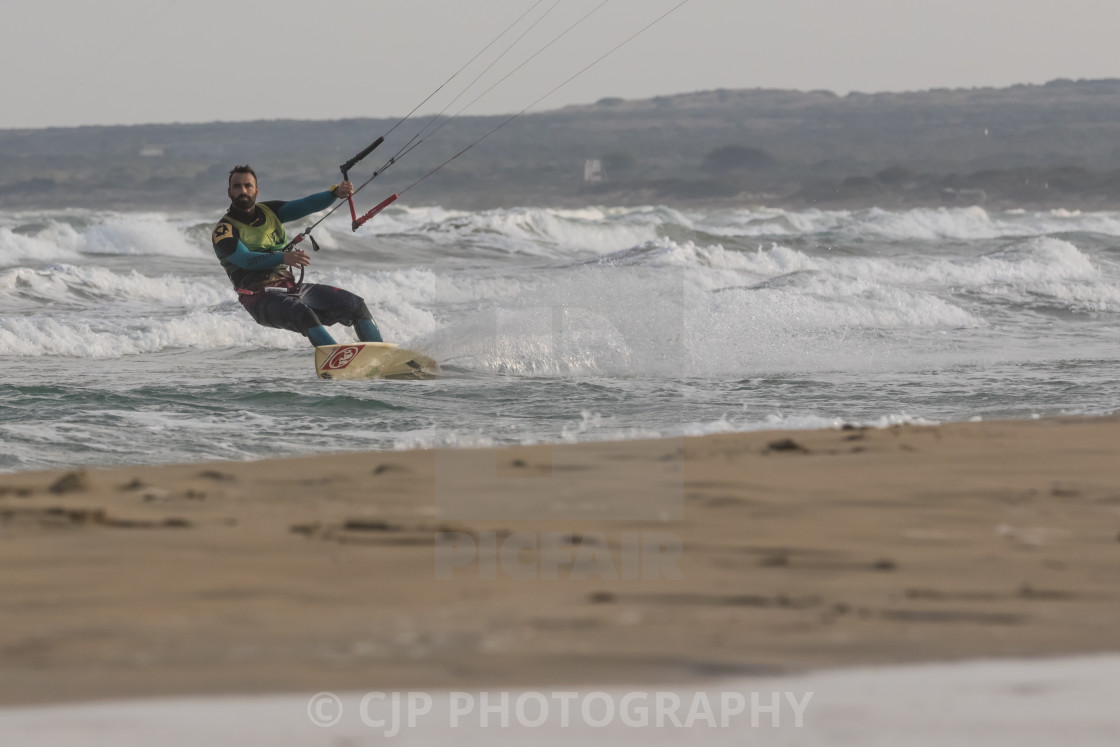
[314,342,438,380]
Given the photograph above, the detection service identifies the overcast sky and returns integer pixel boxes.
[2,0,1118,130]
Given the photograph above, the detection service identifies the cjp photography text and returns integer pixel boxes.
[307,689,814,735]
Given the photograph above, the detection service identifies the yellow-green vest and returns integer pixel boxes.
[222,204,288,252]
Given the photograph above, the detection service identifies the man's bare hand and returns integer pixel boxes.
[335,181,354,200]
[282,249,311,267]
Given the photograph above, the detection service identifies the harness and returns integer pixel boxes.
[223,204,312,294]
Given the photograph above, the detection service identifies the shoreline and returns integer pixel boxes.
[2,416,1119,706]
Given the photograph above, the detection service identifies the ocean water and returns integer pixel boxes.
[2,203,1119,471]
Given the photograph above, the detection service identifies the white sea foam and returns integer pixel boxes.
[2,228,1108,368]
[2,204,1120,467]
[352,205,661,258]
[0,310,299,357]
[553,410,933,443]
[6,204,1120,271]
[0,212,216,267]
[689,205,1120,241]
[350,204,465,235]
[0,265,230,308]
[0,223,85,264]
[610,236,1120,312]
[78,213,205,257]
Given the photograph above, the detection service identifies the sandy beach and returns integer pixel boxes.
[2,416,1119,709]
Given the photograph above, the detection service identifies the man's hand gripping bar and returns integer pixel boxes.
[340,137,385,231]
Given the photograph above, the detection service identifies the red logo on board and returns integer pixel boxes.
[324,345,361,370]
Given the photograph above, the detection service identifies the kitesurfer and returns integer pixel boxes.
[211,165,383,347]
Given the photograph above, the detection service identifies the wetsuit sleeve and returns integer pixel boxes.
[221,240,286,270]
[212,221,285,270]
[273,191,338,223]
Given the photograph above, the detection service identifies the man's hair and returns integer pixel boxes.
[228,164,257,186]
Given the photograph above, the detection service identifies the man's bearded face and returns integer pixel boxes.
[228,173,259,212]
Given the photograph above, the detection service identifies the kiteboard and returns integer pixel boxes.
[314,342,438,380]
